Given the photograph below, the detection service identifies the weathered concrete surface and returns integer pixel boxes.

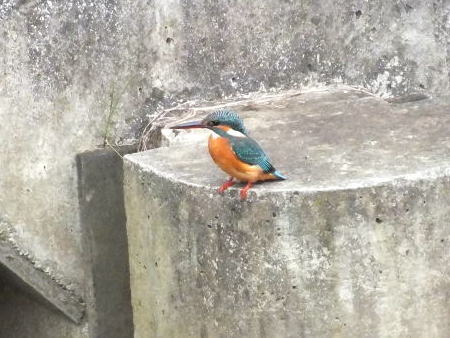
[77,146,134,338]
[124,88,450,338]
[0,268,88,338]
[0,220,87,337]
[0,219,84,323]
[1,0,450,313]
[1,0,450,335]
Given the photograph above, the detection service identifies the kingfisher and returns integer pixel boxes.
[170,109,286,200]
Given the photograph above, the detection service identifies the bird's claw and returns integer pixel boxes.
[239,189,248,200]
[239,182,254,201]
[218,178,235,193]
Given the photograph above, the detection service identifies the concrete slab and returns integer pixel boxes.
[0,274,88,338]
[0,220,85,324]
[124,87,450,337]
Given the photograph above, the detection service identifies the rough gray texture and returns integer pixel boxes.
[0,271,88,338]
[178,0,450,97]
[1,0,450,293]
[0,220,84,323]
[77,146,134,338]
[124,88,450,338]
[1,0,450,335]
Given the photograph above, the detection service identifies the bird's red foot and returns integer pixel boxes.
[218,177,236,193]
[240,182,254,200]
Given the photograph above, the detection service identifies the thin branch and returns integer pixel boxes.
[105,139,124,159]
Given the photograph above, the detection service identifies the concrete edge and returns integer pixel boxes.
[123,151,450,199]
[0,222,85,324]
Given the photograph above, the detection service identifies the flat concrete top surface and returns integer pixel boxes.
[127,87,450,194]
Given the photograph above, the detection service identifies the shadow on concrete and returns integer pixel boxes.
[77,145,136,338]
[0,267,82,338]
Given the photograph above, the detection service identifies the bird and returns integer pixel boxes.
[170,109,286,200]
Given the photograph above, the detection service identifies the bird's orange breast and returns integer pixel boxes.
[208,133,275,182]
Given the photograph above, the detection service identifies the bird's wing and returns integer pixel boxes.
[229,136,275,173]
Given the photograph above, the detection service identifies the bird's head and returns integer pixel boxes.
[170,109,248,135]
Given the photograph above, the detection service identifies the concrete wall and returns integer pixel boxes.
[1,0,450,335]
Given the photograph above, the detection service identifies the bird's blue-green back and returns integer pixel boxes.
[211,127,275,173]
[230,137,275,173]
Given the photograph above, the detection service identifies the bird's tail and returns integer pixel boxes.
[272,170,287,180]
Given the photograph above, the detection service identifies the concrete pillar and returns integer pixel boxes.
[124,88,450,338]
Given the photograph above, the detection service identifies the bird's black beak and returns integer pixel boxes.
[169,120,205,129]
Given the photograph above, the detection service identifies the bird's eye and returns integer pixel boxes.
[207,121,218,126]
